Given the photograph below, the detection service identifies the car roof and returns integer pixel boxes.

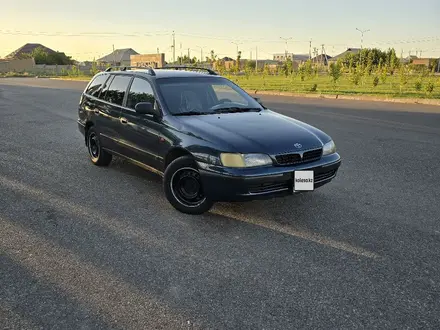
[104,68,221,79]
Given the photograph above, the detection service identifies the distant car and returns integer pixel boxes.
[77,66,341,214]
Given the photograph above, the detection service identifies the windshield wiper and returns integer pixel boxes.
[173,111,211,116]
[213,107,262,114]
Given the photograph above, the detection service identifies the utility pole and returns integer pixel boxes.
[320,44,325,66]
[196,45,205,63]
[322,45,328,67]
[255,46,258,73]
[231,41,243,57]
[356,28,370,68]
[157,47,159,54]
[280,36,293,61]
[172,31,176,64]
[309,39,312,60]
[112,44,116,66]
[188,48,190,59]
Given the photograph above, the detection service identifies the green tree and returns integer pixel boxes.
[90,61,100,75]
[31,47,48,64]
[263,64,270,77]
[244,60,255,79]
[398,65,409,93]
[372,76,379,87]
[425,81,435,94]
[215,60,226,75]
[380,65,388,84]
[329,61,343,84]
[349,67,362,86]
[304,60,313,77]
[414,79,422,91]
[236,51,242,72]
[281,58,293,77]
[387,48,399,75]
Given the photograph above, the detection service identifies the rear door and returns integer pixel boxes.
[96,74,132,154]
[118,77,165,170]
[79,73,110,126]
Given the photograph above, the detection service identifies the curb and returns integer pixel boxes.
[245,89,440,106]
[49,77,90,82]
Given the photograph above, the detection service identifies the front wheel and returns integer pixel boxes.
[163,156,213,215]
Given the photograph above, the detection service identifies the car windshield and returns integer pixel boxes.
[156,76,263,116]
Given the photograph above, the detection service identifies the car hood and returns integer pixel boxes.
[175,109,331,154]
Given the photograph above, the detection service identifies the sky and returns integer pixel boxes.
[1,0,440,61]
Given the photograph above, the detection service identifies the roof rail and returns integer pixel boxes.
[104,66,156,76]
[160,66,217,75]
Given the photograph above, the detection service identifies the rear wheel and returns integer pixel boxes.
[163,155,213,214]
[86,127,112,166]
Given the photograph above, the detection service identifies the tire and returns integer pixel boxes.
[86,126,112,166]
[163,155,214,215]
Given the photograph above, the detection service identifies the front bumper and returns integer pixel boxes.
[198,153,341,202]
[78,120,86,136]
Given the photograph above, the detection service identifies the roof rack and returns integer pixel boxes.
[104,66,156,76]
[159,66,217,75]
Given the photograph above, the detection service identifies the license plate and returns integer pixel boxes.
[293,170,314,191]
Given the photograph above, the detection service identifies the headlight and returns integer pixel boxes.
[220,153,273,168]
[322,140,336,155]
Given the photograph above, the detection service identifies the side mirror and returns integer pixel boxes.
[134,102,154,115]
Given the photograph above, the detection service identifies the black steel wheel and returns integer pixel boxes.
[86,126,112,166]
[163,155,213,214]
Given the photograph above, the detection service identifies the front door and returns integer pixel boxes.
[118,77,165,171]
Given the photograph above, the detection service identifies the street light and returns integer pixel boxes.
[196,45,206,63]
[231,41,243,56]
[280,37,293,61]
[356,28,370,67]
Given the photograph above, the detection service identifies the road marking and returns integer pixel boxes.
[211,206,380,260]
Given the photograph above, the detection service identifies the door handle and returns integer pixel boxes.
[120,117,128,124]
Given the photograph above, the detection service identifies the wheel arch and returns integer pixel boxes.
[164,147,193,169]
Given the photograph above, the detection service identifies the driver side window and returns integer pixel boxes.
[126,78,156,110]
[212,84,249,105]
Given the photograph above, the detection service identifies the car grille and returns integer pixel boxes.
[314,169,336,182]
[275,148,323,166]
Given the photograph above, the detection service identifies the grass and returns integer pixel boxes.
[226,73,440,99]
[2,70,439,99]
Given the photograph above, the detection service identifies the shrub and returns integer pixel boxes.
[329,62,342,84]
[310,84,318,92]
[426,81,435,94]
[414,79,422,91]
[372,76,379,87]
[350,70,361,85]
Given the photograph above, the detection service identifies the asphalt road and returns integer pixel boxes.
[1,77,440,330]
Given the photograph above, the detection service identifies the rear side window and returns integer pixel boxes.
[126,78,156,109]
[103,75,132,106]
[85,74,109,97]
